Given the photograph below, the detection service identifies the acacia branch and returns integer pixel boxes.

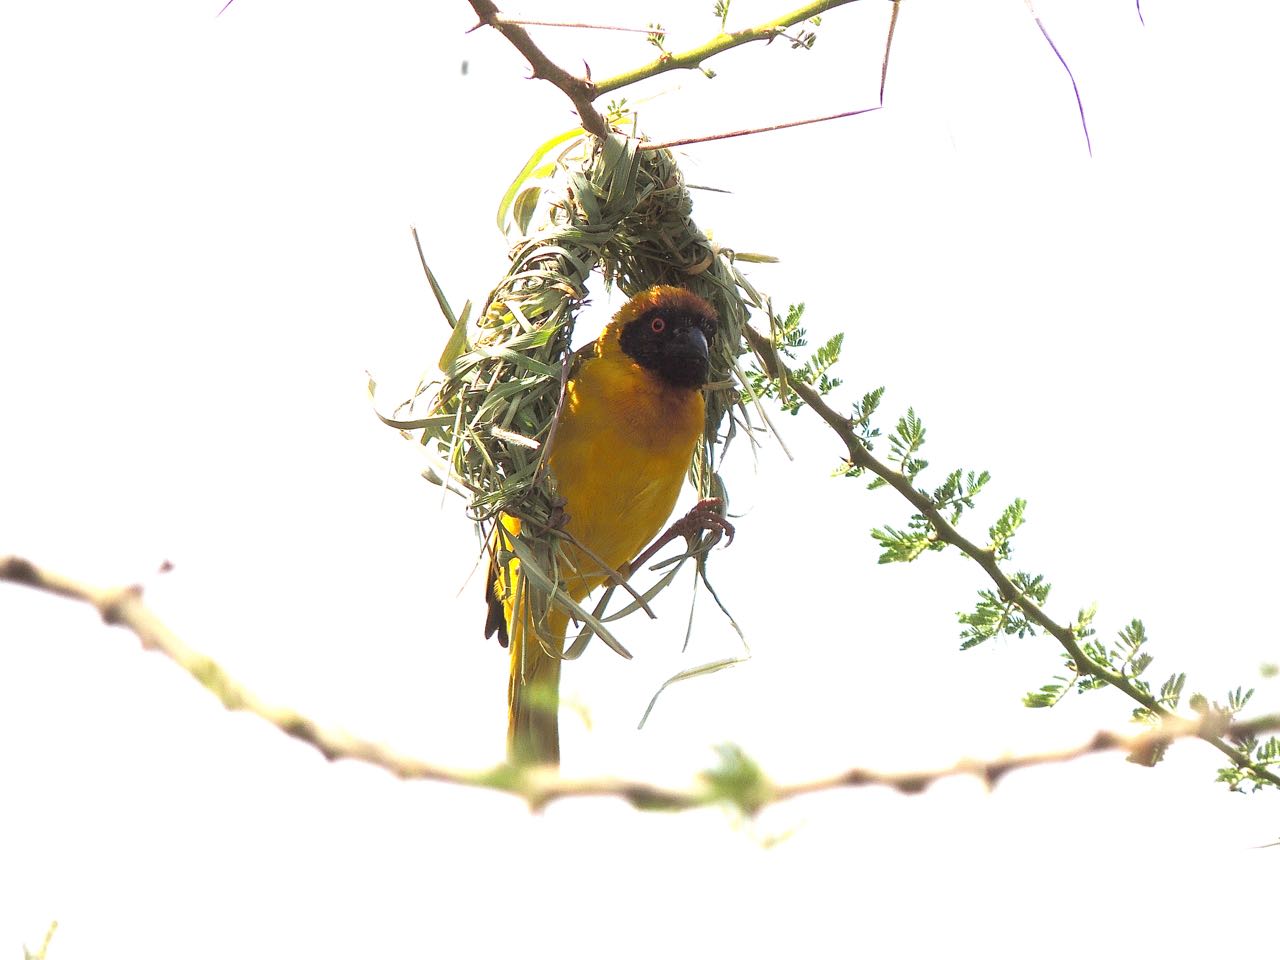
[592,0,863,97]
[637,0,896,151]
[5,554,1277,810]
[465,0,608,138]
[464,0,868,142]
[739,326,1280,790]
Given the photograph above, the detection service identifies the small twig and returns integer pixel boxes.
[640,106,880,151]
[26,921,58,960]
[5,553,1276,810]
[880,0,901,104]
[1024,0,1092,156]
[493,19,657,35]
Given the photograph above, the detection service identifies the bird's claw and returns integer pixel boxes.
[547,495,570,530]
[630,497,734,573]
[678,497,735,549]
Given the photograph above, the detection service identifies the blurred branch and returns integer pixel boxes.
[4,554,1279,811]
[738,325,1280,790]
[23,921,58,960]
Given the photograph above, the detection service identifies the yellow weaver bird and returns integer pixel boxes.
[485,286,730,766]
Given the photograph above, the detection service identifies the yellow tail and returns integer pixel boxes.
[488,515,569,767]
[507,602,569,766]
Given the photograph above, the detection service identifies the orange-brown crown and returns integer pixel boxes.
[600,286,718,390]
[609,286,716,330]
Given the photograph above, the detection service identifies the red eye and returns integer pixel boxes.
[650,316,666,334]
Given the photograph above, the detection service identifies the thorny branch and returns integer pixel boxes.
[466,0,609,137]
[739,326,1280,790]
[465,0,869,143]
[5,554,1275,812]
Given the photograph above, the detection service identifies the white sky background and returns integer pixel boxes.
[2,0,1278,956]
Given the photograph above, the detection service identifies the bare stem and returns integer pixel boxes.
[640,106,880,151]
[494,19,656,35]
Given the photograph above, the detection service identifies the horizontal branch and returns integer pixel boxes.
[5,554,1277,811]
[592,0,863,97]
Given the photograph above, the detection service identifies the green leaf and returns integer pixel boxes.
[637,657,749,729]
[1024,684,1065,708]
[503,532,632,661]
[512,186,541,235]
[889,408,926,467]
[872,524,931,563]
[714,0,731,30]
[960,572,1049,649]
[437,300,472,372]
[495,126,585,230]
[1226,686,1254,714]
[701,744,771,815]
[931,468,990,523]
[989,499,1027,559]
[1072,603,1098,640]
[1158,672,1186,709]
[411,237,457,330]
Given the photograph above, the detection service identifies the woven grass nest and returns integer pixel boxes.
[382,127,773,658]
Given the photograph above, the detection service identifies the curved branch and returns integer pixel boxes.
[465,0,608,138]
[4,554,1276,810]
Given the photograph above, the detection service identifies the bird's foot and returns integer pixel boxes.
[546,495,570,530]
[629,498,735,573]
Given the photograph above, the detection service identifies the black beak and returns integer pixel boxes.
[678,325,709,361]
[659,325,711,389]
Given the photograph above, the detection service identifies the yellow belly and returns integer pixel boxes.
[547,350,705,600]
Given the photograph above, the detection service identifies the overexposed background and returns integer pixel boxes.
[3,1,1278,957]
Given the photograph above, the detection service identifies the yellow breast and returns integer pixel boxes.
[547,345,705,601]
